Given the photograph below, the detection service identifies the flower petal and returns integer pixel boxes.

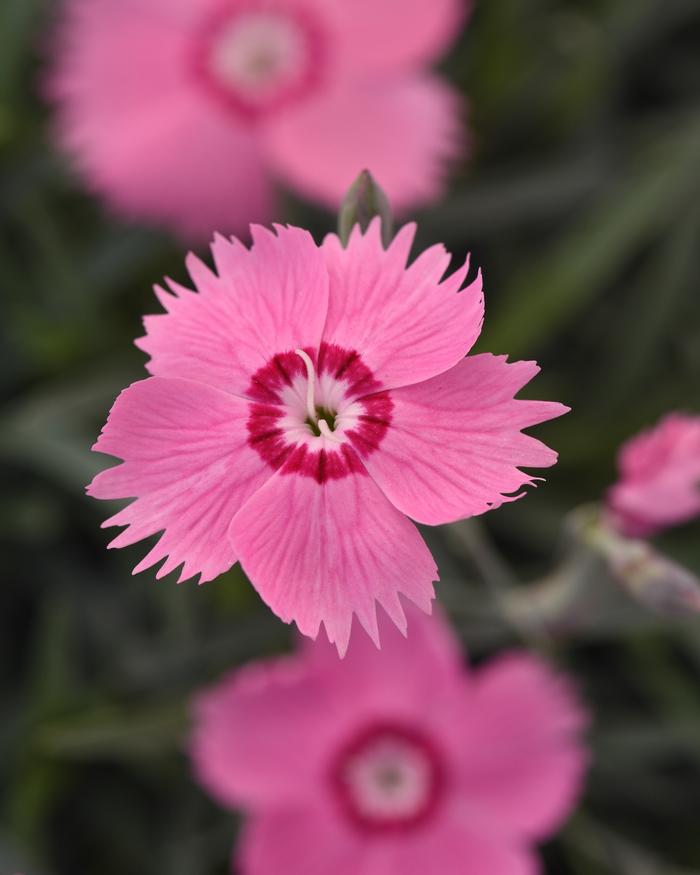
[316,220,482,392]
[228,465,437,654]
[87,377,271,583]
[360,354,569,525]
[456,654,589,840]
[240,806,364,875]
[190,657,338,809]
[240,804,539,875]
[136,225,329,396]
[302,598,467,703]
[263,74,463,213]
[324,0,468,76]
[48,0,272,239]
[367,817,541,875]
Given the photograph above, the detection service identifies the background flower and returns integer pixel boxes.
[606,413,700,539]
[87,220,566,653]
[46,0,466,239]
[191,607,589,875]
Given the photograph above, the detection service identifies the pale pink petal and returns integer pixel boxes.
[239,804,538,875]
[263,75,463,213]
[315,221,482,392]
[136,225,329,395]
[456,654,589,840]
[361,354,569,525]
[47,0,200,109]
[307,602,462,681]
[48,0,272,239]
[86,377,271,583]
[228,467,438,655]
[190,658,338,809]
[239,807,363,875]
[321,0,468,76]
[365,815,540,875]
[82,94,272,240]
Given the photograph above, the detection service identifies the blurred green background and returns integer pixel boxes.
[2,0,700,872]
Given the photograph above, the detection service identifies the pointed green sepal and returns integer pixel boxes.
[337,170,394,248]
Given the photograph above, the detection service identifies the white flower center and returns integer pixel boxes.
[341,735,435,823]
[206,11,309,104]
[246,344,393,481]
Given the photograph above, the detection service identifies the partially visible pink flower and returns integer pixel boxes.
[46,0,467,239]
[87,221,568,653]
[190,607,589,875]
[606,413,700,538]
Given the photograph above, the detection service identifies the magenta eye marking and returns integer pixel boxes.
[330,721,446,833]
[192,1,327,119]
[246,342,393,484]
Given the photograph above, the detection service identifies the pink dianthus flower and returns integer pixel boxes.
[47,0,467,239]
[87,221,568,653]
[190,607,589,875]
[606,413,700,539]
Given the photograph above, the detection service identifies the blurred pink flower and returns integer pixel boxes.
[47,0,467,239]
[87,221,568,653]
[190,607,588,875]
[606,413,700,538]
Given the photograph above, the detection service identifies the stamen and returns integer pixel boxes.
[295,348,317,423]
[318,419,343,443]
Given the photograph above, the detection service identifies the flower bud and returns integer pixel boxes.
[338,170,394,248]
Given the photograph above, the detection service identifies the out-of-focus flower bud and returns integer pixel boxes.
[338,170,394,247]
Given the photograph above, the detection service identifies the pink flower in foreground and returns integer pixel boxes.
[606,413,700,539]
[47,0,467,239]
[191,608,589,875]
[87,221,568,653]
